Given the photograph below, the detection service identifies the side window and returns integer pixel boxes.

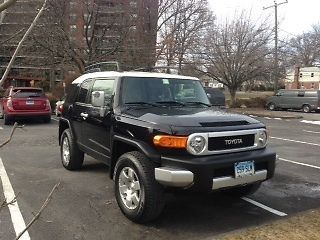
[297,91,305,97]
[76,79,93,103]
[90,78,115,105]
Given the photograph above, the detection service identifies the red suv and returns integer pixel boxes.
[0,86,51,125]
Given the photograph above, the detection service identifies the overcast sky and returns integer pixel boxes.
[208,0,320,38]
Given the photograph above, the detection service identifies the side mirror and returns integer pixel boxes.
[92,91,105,107]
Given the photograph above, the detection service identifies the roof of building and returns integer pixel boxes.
[72,71,199,84]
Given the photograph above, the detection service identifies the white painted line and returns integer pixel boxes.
[51,117,59,122]
[270,136,320,147]
[0,126,3,130]
[0,157,31,240]
[301,120,320,125]
[264,117,271,119]
[249,115,257,118]
[279,157,320,170]
[303,130,320,134]
[274,118,282,120]
[241,197,287,217]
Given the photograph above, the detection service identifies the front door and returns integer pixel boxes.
[81,78,115,163]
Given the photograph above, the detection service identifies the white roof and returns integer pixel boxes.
[72,71,199,84]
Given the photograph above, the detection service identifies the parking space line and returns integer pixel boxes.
[279,157,320,170]
[303,130,320,134]
[0,157,31,240]
[0,126,3,130]
[51,117,59,122]
[270,136,320,147]
[241,197,287,217]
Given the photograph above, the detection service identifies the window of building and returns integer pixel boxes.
[70,25,77,31]
[311,73,314,77]
[311,82,315,89]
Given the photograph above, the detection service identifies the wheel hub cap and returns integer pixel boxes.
[62,137,70,164]
[118,167,141,210]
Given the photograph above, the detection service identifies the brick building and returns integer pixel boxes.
[0,0,158,89]
[285,66,320,90]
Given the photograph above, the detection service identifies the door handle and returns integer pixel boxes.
[80,112,88,119]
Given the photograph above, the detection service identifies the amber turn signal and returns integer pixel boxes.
[153,135,187,149]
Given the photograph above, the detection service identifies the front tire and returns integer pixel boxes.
[267,102,276,111]
[114,151,165,223]
[60,129,84,170]
[302,104,311,113]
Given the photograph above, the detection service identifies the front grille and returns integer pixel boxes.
[208,134,255,151]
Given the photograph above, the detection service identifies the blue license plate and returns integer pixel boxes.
[234,161,254,178]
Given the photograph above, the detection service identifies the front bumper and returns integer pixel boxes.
[155,148,276,192]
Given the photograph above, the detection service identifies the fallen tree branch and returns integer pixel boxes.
[0,0,17,12]
[0,122,24,148]
[0,195,17,212]
[15,182,61,240]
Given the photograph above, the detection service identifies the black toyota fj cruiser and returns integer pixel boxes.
[59,70,276,223]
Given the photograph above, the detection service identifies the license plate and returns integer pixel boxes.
[234,161,254,178]
[26,100,34,105]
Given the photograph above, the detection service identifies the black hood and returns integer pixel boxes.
[121,106,260,128]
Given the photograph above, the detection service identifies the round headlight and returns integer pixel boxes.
[188,135,206,154]
[258,130,268,147]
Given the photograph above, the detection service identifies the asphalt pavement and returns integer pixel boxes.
[0,111,319,240]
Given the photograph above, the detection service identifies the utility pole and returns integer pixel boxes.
[263,0,288,93]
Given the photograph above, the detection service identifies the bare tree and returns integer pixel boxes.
[285,27,320,67]
[156,0,213,71]
[201,13,273,105]
[32,0,135,73]
[0,0,17,12]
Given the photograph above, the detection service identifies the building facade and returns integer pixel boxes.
[285,66,320,90]
[0,0,158,89]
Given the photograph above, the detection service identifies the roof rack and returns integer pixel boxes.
[84,61,120,74]
[133,66,181,74]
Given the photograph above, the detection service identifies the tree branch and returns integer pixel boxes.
[0,0,17,12]
[15,182,61,240]
[0,122,24,148]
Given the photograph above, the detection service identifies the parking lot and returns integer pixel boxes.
[0,112,319,240]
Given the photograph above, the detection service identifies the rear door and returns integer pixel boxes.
[71,79,94,147]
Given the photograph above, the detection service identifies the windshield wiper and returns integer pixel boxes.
[155,101,185,106]
[125,101,158,107]
[185,101,212,107]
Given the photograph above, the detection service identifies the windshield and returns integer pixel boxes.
[121,77,210,106]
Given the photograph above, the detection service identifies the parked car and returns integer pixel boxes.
[55,98,65,117]
[59,71,276,223]
[204,87,226,108]
[266,89,320,113]
[0,86,51,124]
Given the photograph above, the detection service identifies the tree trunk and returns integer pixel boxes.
[229,88,237,107]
